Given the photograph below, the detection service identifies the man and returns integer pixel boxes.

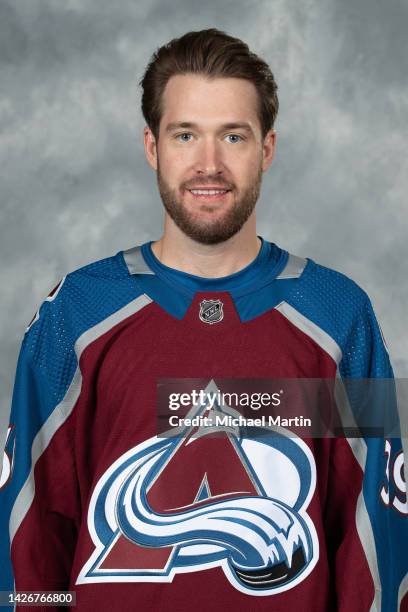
[0,28,407,611]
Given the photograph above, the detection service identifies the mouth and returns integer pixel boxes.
[187,188,231,202]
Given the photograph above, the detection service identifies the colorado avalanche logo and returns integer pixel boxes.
[77,382,318,596]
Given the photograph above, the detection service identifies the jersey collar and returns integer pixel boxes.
[131,236,287,298]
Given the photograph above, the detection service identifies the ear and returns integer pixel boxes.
[261,129,277,172]
[143,126,158,171]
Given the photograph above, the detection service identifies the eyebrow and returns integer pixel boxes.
[165,121,254,134]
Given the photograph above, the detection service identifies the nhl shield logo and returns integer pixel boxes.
[199,299,224,324]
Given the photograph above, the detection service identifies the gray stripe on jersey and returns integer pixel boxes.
[276,254,307,279]
[9,293,153,544]
[275,301,342,363]
[274,300,381,612]
[123,245,155,275]
[398,570,408,611]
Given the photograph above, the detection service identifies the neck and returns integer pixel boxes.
[151,216,261,278]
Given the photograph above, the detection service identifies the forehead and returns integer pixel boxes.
[160,74,260,129]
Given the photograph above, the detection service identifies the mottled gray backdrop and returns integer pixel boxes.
[1,0,407,452]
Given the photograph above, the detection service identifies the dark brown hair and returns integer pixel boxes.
[140,28,279,140]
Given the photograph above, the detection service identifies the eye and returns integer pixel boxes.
[225,134,244,144]
[176,133,193,142]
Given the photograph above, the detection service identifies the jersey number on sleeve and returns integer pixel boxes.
[0,425,15,490]
[380,439,408,516]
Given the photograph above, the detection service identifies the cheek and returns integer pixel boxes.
[159,148,190,178]
[227,145,261,167]
[231,154,261,183]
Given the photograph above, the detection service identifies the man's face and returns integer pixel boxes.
[144,74,276,245]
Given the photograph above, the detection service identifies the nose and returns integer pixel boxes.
[193,137,224,176]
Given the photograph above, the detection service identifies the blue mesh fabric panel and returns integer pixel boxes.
[285,258,393,378]
[23,253,145,404]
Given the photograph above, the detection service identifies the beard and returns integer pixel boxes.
[156,161,263,245]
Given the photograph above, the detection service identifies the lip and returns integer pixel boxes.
[187,186,231,190]
[187,188,231,202]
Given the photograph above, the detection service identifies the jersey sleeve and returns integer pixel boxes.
[334,295,408,611]
[0,281,80,606]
